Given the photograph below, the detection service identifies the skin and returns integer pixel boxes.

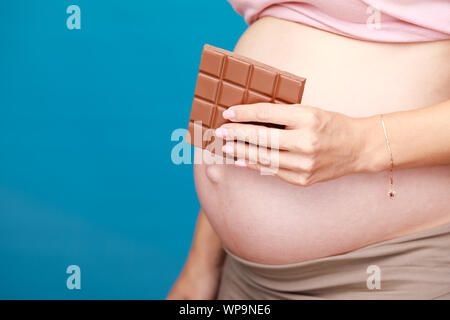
[216,100,450,186]
[168,17,450,299]
[167,210,224,299]
[169,101,450,299]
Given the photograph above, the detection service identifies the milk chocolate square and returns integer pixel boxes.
[187,44,306,150]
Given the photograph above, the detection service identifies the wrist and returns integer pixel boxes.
[353,115,390,173]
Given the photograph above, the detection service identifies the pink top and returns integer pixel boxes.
[228,0,450,42]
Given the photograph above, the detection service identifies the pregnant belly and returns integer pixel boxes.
[194,17,450,264]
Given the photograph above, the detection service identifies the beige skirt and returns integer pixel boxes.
[218,223,450,300]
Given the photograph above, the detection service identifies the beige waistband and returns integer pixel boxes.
[219,223,450,299]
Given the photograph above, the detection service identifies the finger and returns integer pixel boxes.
[222,140,277,166]
[222,103,301,126]
[216,123,293,150]
[223,140,314,171]
[237,161,312,186]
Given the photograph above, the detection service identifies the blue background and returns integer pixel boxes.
[0,0,246,299]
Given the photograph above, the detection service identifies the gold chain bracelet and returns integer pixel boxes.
[380,114,396,199]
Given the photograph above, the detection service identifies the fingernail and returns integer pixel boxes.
[223,109,235,120]
[215,127,227,138]
[234,160,247,167]
[222,144,234,154]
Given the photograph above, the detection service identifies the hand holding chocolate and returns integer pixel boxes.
[187,45,306,150]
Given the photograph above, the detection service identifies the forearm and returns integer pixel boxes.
[167,209,225,299]
[185,209,225,271]
[360,99,450,172]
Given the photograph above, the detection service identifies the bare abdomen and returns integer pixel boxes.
[194,17,450,264]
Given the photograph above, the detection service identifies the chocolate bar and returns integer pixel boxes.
[187,44,306,150]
